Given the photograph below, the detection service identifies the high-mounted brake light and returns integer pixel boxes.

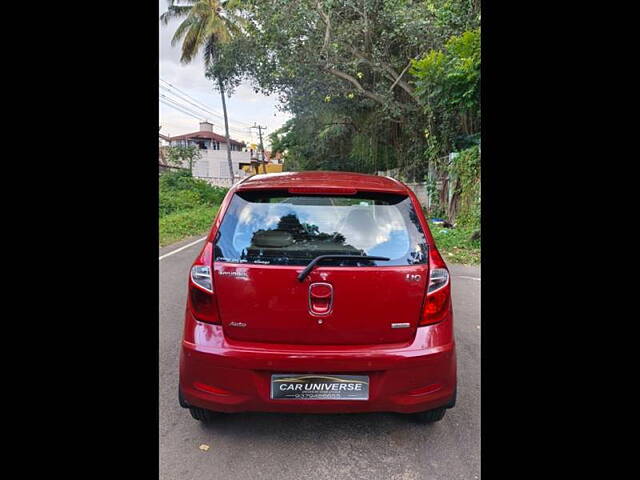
[188,242,220,324]
[288,187,357,195]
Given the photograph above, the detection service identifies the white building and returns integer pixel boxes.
[159,133,171,147]
[167,121,251,186]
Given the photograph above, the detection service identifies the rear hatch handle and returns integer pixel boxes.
[297,255,390,282]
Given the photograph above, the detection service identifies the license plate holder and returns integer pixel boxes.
[270,374,369,400]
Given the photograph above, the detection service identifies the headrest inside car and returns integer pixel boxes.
[251,230,294,248]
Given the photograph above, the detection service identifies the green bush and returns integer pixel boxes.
[430,224,480,265]
[159,170,229,218]
[159,205,220,247]
[158,170,229,246]
[159,189,202,217]
[159,169,192,190]
[189,180,228,206]
[449,145,480,229]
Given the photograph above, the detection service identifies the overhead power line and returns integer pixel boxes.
[160,94,207,120]
[160,84,217,118]
[160,98,203,121]
[159,78,253,128]
[159,84,237,126]
[160,94,252,137]
[159,88,254,135]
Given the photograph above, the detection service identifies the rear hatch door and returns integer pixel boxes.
[213,190,430,345]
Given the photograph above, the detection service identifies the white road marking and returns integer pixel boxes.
[159,236,207,261]
[457,275,481,281]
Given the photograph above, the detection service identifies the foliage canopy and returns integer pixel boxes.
[210,0,480,178]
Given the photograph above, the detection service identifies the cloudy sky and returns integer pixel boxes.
[158,0,291,147]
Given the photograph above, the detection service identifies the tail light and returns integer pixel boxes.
[420,252,451,326]
[188,242,220,324]
[191,266,212,292]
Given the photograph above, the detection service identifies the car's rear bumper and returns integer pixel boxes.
[179,313,456,414]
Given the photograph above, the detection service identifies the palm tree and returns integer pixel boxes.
[161,0,243,184]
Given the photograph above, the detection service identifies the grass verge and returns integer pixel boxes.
[159,170,228,247]
[429,224,480,265]
[159,205,219,247]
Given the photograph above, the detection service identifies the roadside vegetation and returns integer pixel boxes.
[426,144,480,264]
[159,170,228,246]
[429,222,480,265]
[203,0,480,263]
[159,0,481,261]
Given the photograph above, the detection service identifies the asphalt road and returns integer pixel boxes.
[160,237,480,480]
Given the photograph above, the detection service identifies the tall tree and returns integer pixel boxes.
[210,0,479,178]
[160,0,243,184]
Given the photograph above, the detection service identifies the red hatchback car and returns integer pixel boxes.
[179,171,456,423]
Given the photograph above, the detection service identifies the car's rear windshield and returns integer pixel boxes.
[214,190,428,266]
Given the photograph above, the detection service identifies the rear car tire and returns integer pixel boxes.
[412,407,447,424]
[188,407,217,423]
[444,386,457,409]
[178,388,189,409]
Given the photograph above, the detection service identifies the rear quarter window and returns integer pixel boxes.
[214,190,428,266]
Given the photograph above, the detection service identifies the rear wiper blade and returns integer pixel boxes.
[297,255,390,282]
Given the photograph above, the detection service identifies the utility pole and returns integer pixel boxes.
[251,123,268,174]
[218,78,235,185]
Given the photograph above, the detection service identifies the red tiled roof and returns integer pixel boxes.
[168,130,245,147]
